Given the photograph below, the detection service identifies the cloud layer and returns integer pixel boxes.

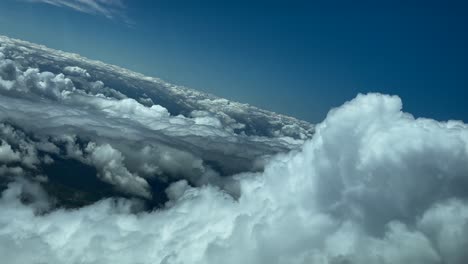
[0,34,310,200]
[1,35,468,263]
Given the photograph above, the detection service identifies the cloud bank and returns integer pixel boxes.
[1,94,467,264]
[1,35,468,263]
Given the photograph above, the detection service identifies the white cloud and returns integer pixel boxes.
[0,35,311,201]
[0,55,298,186]
[85,142,152,199]
[22,0,127,20]
[0,123,41,169]
[1,35,468,263]
[0,35,315,141]
[0,93,467,263]
[64,65,91,78]
[418,199,468,263]
[0,60,75,100]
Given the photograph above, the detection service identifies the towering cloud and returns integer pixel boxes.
[0,35,467,263]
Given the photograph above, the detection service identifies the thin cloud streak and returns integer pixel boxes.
[22,0,129,21]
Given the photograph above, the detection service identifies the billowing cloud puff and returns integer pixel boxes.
[0,93,467,263]
[64,66,91,78]
[85,143,152,199]
[0,140,20,163]
[1,35,468,263]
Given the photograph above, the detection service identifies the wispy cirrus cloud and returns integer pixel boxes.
[22,0,129,21]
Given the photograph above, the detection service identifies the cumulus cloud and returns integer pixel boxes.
[0,35,314,140]
[1,35,468,263]
[0,93,467,263]
[0,59,75,100]
[0,47,298,189]
[85,142,151,199]
[0,140,21,163]
[0,34,313,202]
[64,65,91,78]
[0,123,41,169]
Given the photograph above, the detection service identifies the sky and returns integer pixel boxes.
[0,0,467,122]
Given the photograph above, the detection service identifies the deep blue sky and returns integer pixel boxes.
[0,0,467,122]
